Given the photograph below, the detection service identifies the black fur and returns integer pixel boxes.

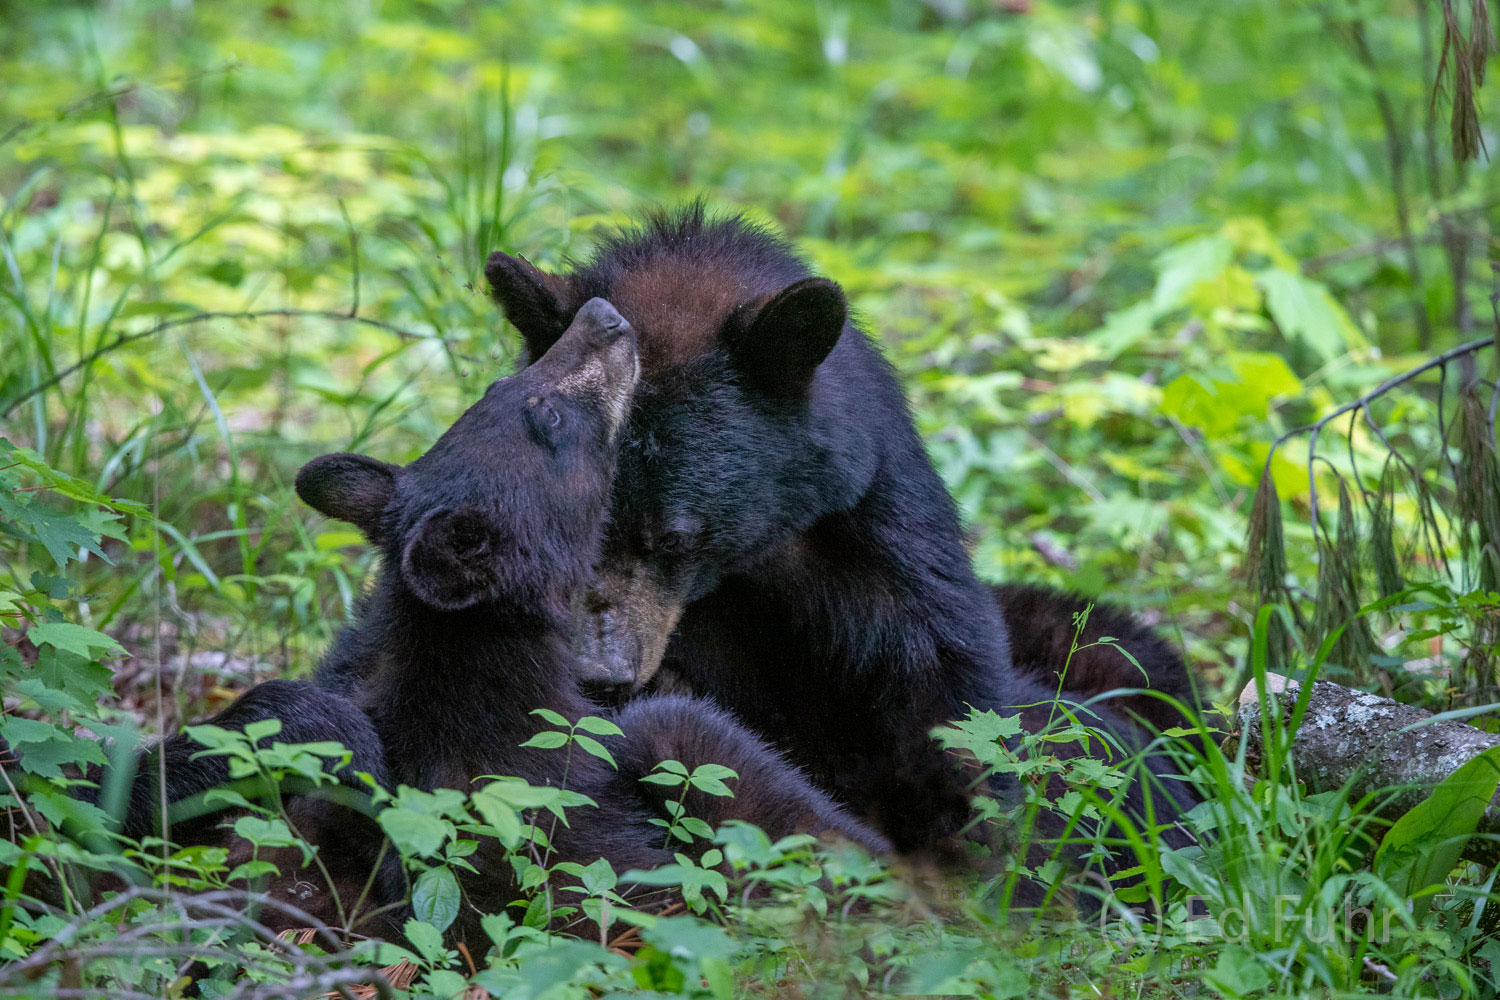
[112,681,387,838]
[487,206,1197,863]
[304,298,888,944]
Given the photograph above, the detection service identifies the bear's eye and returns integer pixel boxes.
[524,398,566,448]
[642,528,688,557]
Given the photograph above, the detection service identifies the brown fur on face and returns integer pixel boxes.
[603,258,750,371]
[571,562,685,688]
[488,204,817,377]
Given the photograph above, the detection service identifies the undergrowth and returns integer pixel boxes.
[4,2,1500,997]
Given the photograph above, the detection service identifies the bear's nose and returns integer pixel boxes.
[573,297,629,347]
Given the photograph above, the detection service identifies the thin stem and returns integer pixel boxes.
[346,837,393,935]
[540,735,575,871]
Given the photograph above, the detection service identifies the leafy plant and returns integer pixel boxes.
[6,1,1500,996]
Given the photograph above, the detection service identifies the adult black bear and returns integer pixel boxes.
[485,206,1198,859]
[298,297,888,944]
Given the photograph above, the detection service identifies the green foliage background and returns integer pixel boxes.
[3,1,1500,998]
[4,0,1496,681]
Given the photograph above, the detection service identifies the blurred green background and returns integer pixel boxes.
[2,0,1495,722]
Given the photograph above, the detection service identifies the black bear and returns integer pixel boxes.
[484,206,1198,859]
[297,297,888,944]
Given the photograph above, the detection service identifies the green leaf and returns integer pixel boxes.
[0,716,64,745]
[686,775,735,798]
[1256,267,1364,360]
[574,716,623,737]
[412,865,461,933]
[422,970,468,998]
[1226,351,1301,400]
[227,860,280,882]
[16,666,108,717]
[529,708,569,727]
[1088,300,1160,359]
[184,724,252,753]
[474,939,618,998]
[0,487,113,568]
[232,815,299,849]
[641,772,685,787]
[367,941,421,968]
[379,808,450,858]
[701,956,733,1000]
[933,709,1025,764]
[446,838,479,859]
[1164,350,1303,437]
[1162,373,1234,436]
[242,718,283,743]
[0,439,148,515]
[577,856,617,895]
[0,726,104,778]
[1152,234,1233,311]
[402,919,451,965]
[637,913,736,962]
[679,817,714,839]
[203,788,254,811]
[481,912,514,948]
[204,259,246,287]
[26,623,125,660]
[1375,746,1500,919]
[469,785,524,849]
[519,730,569,750]
[573,734,616,768]
[1203,944,1272,998]
[520,861,548,892]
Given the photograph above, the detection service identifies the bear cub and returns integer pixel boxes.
[296,297,888,945]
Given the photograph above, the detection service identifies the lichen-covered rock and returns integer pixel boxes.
[1232,673,1500,861]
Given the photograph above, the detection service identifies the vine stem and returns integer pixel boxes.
[1261,334,1499,529]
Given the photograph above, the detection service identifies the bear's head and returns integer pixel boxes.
[486,209,881,688]
[295,297,639,616]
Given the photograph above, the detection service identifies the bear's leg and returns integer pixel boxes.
[118,680,399,934]
[610,694,892,856]
[999,674,1197,911]
[7,681,400,935]
[111,678,390,841]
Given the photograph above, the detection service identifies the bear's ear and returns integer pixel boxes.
[295,453,399,540]
[726,277,846,397]
[485,251,571,359]
[400,507,508,612]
